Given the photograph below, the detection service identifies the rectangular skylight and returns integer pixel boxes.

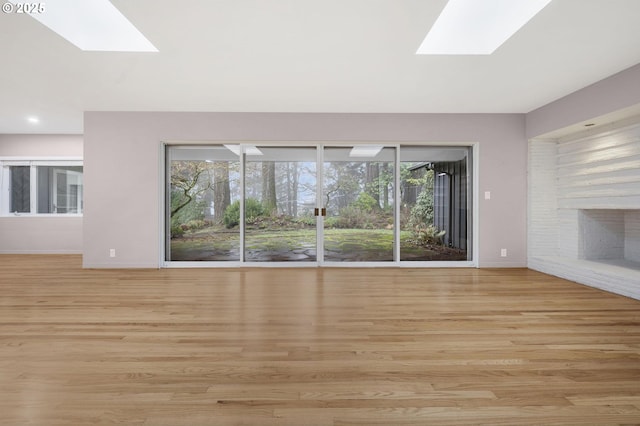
[416,0,552,55]
[11,0,157,52]
[349,146,384,158]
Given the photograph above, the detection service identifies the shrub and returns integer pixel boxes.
[185,219,207,231]
[170,224,184,238]
[413,224,445,246]
[223,198,265,228]
[353,192,379,213]
[409,189,434,227]
[335,205,363,228]
[324,216,338,228]
[294,215,316,227]
[329,205,379,229]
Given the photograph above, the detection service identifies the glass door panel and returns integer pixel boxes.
[244,146,317,262]
[167,146,241,261]
[166,144,473,266]
[322,146,395,262]
[399,146,471,261]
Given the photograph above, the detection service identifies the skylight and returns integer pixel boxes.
[416,0,552,55]
[10,0,157,52]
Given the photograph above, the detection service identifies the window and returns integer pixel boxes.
[1,160,83,215]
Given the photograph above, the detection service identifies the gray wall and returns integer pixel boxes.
[526,63,640,139]
[83,112,527,268]
[0,134,83,253]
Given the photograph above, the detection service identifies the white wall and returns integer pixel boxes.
[557,123,640,210]
[526,59,640,299]
[527,139,557,259]
[528,121,640,299]
[83,112,528,268]
[0,134,83,254]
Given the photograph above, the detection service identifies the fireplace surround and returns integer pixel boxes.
[579,209,640,265]
[529,117,640,300]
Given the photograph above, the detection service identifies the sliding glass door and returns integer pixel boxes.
[165,144,473,265]
[322,147,395,262]
[244,147,318,262]
[167,146,241,261]
[399,146,472,262]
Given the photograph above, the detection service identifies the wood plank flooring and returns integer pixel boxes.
[1,255,640,425]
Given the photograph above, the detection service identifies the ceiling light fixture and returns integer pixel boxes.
[10,0,158,52]
[416,0,552,55]
[27,116,40,124]
[349,146,383,158]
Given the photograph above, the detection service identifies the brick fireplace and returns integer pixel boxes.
[529,118,640,300]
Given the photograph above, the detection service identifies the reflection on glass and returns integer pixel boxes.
[37,166,84,214]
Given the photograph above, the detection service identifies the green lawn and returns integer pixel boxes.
[170,226,466,262]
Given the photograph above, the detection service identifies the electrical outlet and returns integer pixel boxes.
[109,249,116,258]
[484,191,491,200]
[501,248,507,257]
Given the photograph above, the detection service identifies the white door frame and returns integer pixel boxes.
[161,142,478,268]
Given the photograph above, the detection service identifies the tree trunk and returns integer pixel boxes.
[382,163,389,210]
[366,162,380,208]
[262,162,277,215]
[286,163,292,216]
[292,163,299,217]
[213,162,230,223]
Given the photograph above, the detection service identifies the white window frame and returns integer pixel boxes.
[161,143,478,268]
[0,157,84,217]
[52,168,83,214]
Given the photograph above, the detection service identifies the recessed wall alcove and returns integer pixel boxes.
[580,209,640,266]
[529,117,640,300]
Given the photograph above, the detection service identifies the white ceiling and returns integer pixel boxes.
[1,0,640,134]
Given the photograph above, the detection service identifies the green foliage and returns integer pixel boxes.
[170,219,211,239]
[353,192,379,213]
[171,190,205,223]
[223,198,265,228]
[294,215,316,227]
[400,164,432,187]
[170,224,184,238]
[324,216,338,228]
[412,224,446,246]
[184,219,207,231]
[409,189,434,227]
[223,201,241,228]
[325,205,392,230]
[333,205,365,229]
[170,190,206,238]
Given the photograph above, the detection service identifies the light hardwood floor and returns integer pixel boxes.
[1,255,639,425]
